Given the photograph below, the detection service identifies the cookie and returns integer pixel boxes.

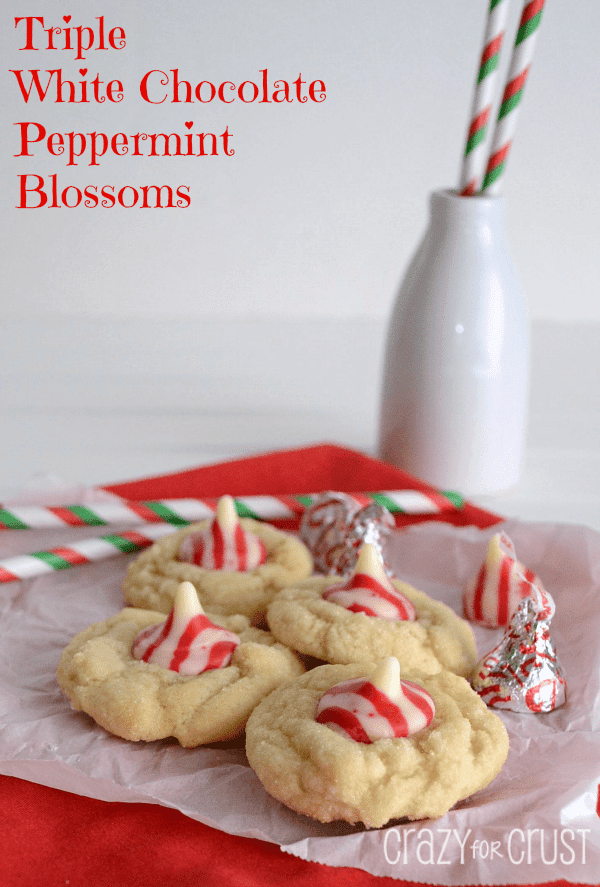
[122,496,313,621]
[245,661,509,827]
[57,587,305,747]
[266,543,477,678]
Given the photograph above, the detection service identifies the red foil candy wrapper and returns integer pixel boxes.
[472,582,567,713]
[299,491,394,576]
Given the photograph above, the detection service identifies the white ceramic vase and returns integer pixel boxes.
[377,188,529,496]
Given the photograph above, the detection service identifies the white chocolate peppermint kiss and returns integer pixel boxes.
[131,581,240,675]
[178,495,267,571]
[463,532,546,628]
[322,542,415,621]
[316,656,435,743]
[472,583,565,713]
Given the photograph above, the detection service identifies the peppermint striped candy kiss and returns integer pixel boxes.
[473,586,566,713]
[178,495,266,571]
[132,581,240,674]
[316,657,435,743]
[322,542,415,621]
[463,532,545,628]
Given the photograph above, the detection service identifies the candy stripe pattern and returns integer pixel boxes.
[0,490,464,585]
[316,676,435,743]
[0,490,464,531]
[463,532,545,628]
[178,495,267,571]
[459,0,510,195]
[473,586,566,713]
[0,524,175,584]
[132,611,239,674]
[323,572,415,621]
[300,493,395,577]
[482,0,546,194]
[322,542,416,622]
[179,519,266,571]
[132,582,240,675]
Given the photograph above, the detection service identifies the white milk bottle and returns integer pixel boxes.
[378,188,529,496]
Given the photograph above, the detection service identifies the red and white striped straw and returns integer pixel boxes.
[481,0,546,194]
[0,490,463,532]
[459,0,511,195]
[0,489,465,584]
[0,523,175,584]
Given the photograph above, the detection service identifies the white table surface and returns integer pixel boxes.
[1,315,599,534]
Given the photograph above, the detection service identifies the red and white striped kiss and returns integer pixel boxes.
[178,495,266,571]
[322,542,415,621]
[473,585,564,713]
[132,581,240,674]
[463,532,546,628]
[316,657,435,743]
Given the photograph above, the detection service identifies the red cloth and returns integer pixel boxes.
[103,442,501,532]
[0,444,579,887]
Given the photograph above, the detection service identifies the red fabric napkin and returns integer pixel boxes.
[103,441,502,532]
[1,444,578,887]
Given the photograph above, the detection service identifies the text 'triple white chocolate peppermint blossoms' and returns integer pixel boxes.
[322,542,415,621]
[463,532,546,628]
[316,656,435,743]
[178,495,267,571]
[131,581,240,674]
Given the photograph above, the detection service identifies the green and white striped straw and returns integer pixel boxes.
[0,524,174,583]
[0,489,464,584]
[482,0,546,193]
[0,490,463,532]
[459,0,510,195]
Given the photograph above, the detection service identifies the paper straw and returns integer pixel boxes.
[481,0,546,194]
[0,524,175,584]
[0,489,465,584]
[459,0,511,195]
[0,490,464,532]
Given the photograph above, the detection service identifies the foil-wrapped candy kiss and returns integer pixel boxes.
[299,491,395,576]
[472,580,566,713]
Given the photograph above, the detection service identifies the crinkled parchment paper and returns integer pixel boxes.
[1,487,599,885]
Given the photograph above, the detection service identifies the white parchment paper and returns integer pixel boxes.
[1,488,599,885]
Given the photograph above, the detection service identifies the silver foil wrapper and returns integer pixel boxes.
[299,491,395,576]
[472,583,567,713]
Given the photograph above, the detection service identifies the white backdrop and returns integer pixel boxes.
[1,0,599,323]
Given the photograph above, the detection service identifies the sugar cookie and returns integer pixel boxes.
[122,496,313,621]
[266,544,477,678]
[246,661,509,827]
[57,584,305,747]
